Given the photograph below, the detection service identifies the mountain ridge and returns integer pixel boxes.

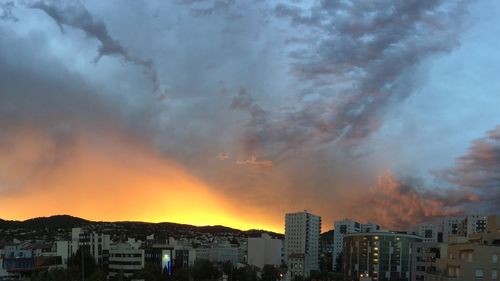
[0,214,283,238]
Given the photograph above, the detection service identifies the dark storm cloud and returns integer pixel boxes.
[1,0,495,229]
[232,0,467,158]
[351,172,479,229]
[30,1,165,98]
[354,125,500,229]
[435,126,500,213]
[0,23,163,195]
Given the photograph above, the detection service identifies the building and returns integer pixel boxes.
[425,215,500,281]
[343,232,422,281]
[72,227,111,266]
[465,214,487,237]
[442,216,465,243]
[411,242,447,281]
[333,219,381,271]
[284,211,321,279]
[56,241,71,267]
[108,243,145,278]
[247,233,283,269]
[440,215,488,243]
[415,223,439,243]
[0,243,62,280]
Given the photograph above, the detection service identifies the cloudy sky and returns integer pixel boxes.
[1,0,500,232]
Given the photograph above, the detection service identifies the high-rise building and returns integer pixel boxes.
[343,232,422,281]
[332,219,380,271]
[71,227,111,266]
[284,211,321,279]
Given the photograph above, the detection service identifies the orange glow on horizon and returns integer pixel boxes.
[0,129,283,233]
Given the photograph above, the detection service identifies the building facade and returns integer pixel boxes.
[343,232,422,281]
[284,211,321,279]
[333,219,381,271]
[425,215,500,281]
[248,233,283,269]
[108,243,145,278]
[415,223,439,243]
[411,242,447,281]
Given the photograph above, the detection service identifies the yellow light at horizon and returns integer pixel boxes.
[0,129,283,233]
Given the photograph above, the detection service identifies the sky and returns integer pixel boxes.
[1,0,500,233]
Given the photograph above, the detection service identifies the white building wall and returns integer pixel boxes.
[248,234,283,269]
[415,223,438,243]
[466,214,487,236]
[108,243,145,277]
[56,241,71,267]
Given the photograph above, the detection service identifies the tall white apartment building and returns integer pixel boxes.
[332,219,380,271]
[71,227,111,265]
[441,215,487,243]
[465,214,487,236]
[284,211,321,279]
[415,223,439,243]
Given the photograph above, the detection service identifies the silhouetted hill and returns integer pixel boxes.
[0,215,282,239]
[321,229,334,241]
[0,215,89,229]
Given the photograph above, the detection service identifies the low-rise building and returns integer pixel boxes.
[247,233,283,269]
[108,243,145,278]
[425,215,500,281]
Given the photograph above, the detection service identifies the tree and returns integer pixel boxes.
[109,271,129,281]
[67,247,97,281]
[130,262,165,281]
[233,265,257,281]
[261,265,279,281]
[172,267,190,281]
[291,275,304,281]
[86,270,107,281]
[190,259,221,281]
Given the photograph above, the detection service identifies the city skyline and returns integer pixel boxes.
[1,0,500,233]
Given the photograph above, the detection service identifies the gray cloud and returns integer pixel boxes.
[356,125,500,229]
[1,0,497,229]
[435,125,500,213]
[0,1,17,21]
[30,1,165,99]
[350,172,479,229]
[232,0,468,159]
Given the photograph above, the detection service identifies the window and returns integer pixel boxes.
[468,253,473,262]
[493,254,498,263]
[475,269,484,278]
[492,270,498,280]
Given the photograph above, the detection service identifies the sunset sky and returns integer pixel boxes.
[1,0,500,233]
